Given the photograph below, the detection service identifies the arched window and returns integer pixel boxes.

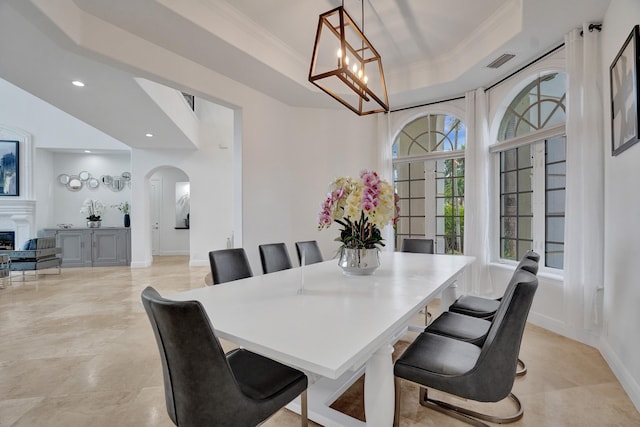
[494,72,566,269]
[393,114,466,157]
[498,73,566,141]
[392,114,466,254]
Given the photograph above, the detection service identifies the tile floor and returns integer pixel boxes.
[0,256,638,426]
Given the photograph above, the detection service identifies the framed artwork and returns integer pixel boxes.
[0,140,19,196]
[610,25,640,156]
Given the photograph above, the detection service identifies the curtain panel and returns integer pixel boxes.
[564,25,605,331]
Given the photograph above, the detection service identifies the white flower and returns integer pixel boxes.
[81,199,106,220]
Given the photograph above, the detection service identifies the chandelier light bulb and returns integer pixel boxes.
[352,64,358,74]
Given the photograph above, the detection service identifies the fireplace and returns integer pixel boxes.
[0,230,14,250]
[0,200,35,249]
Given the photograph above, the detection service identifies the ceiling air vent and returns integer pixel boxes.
[486,53,515,69]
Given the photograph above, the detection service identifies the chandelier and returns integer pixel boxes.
[308,2,389,116]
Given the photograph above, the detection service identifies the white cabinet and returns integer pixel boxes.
[44,228,131,267]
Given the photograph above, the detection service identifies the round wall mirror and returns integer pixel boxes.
[57,174,70,185]
[78,171,90,181]
[111,177,125,191]
[101,175,113,185]
[67,177,83,191]
[121,172,131,182]
[87,178,100,190]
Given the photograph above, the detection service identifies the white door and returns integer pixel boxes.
[150,177,161,255]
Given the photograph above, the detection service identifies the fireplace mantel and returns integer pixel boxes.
[0,200,35,248]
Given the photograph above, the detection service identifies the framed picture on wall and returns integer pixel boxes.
[610,25,640,156]
[0,140,19,196]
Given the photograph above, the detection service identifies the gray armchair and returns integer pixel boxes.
[0,237,62,280]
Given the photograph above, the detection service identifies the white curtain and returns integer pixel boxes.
[564,24,605,331]
[463,89,494,295]
[378,112,395,251]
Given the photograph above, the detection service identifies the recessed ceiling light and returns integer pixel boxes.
[72,80,85,87]
[145,133,153,137]
[84,150,91,153]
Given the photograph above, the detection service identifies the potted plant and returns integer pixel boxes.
[113,201,131,227]
[81,199,106,228]
[318,170,399,275]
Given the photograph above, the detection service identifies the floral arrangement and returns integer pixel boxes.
[81,199,106,221]
[318,170,399,249]
[112,201,130,215]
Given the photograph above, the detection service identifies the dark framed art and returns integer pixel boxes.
[0,140,19,196]
[610,25,640,156]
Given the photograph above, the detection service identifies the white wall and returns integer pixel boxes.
[51,152,131,227]
[601,0,640,410]
[288,107,379,265]
[131,100,234,268]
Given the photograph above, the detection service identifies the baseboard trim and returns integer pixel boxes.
[599,338,640,414]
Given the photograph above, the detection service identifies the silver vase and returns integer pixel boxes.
[338,247,380,276]
[87,220,102,228]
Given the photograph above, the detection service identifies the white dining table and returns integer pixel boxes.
[170,251,474,427]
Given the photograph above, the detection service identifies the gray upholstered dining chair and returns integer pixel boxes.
[141,286,308,427]
[445,250,539,376]
[394,269,538,427]
[294,240,324,266]
[400,238,435,325]
[258,242,293,274]
[425,255,539,376]
[400,238,434,254]
[448,250,540,319]
[208,248,253,285]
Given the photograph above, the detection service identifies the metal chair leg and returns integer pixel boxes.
[516,357,527,376]
[300,390,308,427]
[394,377,402,427]
[419,387,523,426]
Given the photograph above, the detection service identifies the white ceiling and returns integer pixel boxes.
[0,0,610,150]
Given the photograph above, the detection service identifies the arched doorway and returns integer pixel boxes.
[149,166,190,257]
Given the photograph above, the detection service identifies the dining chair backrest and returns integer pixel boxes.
[295,240,324,266]
[141,286,308,427]
[208,248,253,284]
[473,269,538,400]
[259,243,293,274]
[141,286,243,425]
[401,238,435,254]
